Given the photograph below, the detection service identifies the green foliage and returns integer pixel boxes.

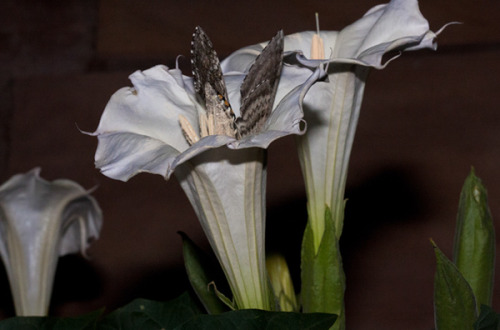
[0,293,336,330]
[433,241,477,330]
[301,206,344,329]
[0,310,102,330]
[175,309,336,330]
[474,305,500,330]
[433,170,500,329]
[453,169,496,306]
[180,232,229,314]
[99,293,203,329]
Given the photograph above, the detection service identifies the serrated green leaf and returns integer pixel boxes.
[174,309,336,330]
[179,232,228,314]
[0,309,102,330]
[474,305,500,330]
[301,206,344,329]
[453,169,496,307]
[98,292,203,330]
[433,240,477,330]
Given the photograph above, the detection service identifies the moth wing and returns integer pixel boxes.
[235,81,274,136]
[238,30,284,136]
[191,26,228,101]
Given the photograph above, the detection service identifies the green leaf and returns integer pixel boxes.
[0,309,102,330]
[179,232,229,314]
[301,206,344,328]
[175,309,336,330]
[453,168,496,307]
[433,240,477,330]
[0,294,335,330]
[474,305,500,330]
[98,292,203,330]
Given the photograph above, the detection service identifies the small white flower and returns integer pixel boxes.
[0,168,102,316]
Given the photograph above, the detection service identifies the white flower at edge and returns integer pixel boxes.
[0,168,102,316]
[90,58,321,309]
[222,0,452,251]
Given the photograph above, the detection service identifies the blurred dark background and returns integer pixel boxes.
[1,1,499,329]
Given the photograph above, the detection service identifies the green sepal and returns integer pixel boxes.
[433,240,477,330]
[301,206,343,328]
[209,282,237,311]
[453,168,496,307]
[474,305,500,330]
[179,232,228,314]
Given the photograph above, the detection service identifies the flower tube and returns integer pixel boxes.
[0,168,102,316]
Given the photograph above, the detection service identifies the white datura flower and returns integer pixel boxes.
[90,28,321,310]
[222,0,451,251]
[0,168,102,316]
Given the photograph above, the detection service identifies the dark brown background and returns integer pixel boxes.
[1,1,499,329]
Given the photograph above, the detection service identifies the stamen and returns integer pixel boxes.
[199,112,209,138]
[179,114,200,145]
[311,13,325,59]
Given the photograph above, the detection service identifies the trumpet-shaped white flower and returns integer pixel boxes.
[222,0,450,251]
[0,168,102,316]
[90,46,321,308]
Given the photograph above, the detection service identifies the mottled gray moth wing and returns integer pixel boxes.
[191,26,228,101]
[236,30,284,137]
[191,26,237,137]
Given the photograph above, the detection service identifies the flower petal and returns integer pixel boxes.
[222,0,444,70]
[95,66,200,149]
[170,134,235,176]
[96,131,182,180]
[91,65,207,180]
[229,64,324,149]
[93,41,319,181]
